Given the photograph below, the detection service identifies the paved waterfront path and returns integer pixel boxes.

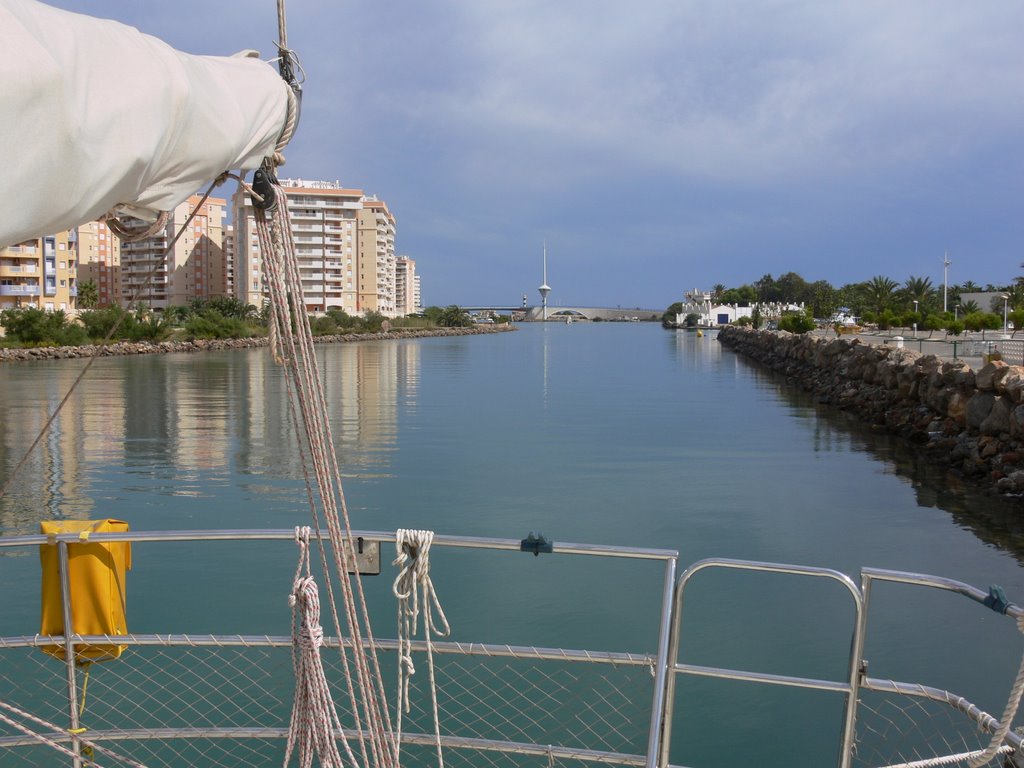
[810,328,1024,370]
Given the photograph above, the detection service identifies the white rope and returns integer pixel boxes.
[255,178,398,768]
[0,698,150,768]
[392,529,451,768]
[967,613,1024,768]
[284,527,360,768]
[878,745,1013,768]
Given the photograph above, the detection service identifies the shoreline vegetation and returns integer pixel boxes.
[0,300,516,363]
[0,325,515,363]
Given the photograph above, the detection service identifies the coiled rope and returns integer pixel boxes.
[392,529,451,768]
[285,527,360,768]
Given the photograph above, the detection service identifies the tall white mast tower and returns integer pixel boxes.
[538,241,551,321]
[943,252,951,313]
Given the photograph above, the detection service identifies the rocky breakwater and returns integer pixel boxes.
[717,325,1024,495]
[0,325,515,363]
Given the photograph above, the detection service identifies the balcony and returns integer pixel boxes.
[0,284,40,296]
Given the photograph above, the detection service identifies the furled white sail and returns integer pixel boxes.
[0,0,292,247]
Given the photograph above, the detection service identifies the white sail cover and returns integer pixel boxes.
[0,0,291,247]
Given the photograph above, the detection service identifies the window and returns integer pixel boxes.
[59,261,66,269]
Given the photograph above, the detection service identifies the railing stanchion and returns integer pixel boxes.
[57,540,83,768]
[646,556,676,768]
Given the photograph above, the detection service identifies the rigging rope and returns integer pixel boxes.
[0,697,149,768]
[392,529,451,768]
[254,172,398,768]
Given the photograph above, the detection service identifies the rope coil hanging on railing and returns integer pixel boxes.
[285,526,360,768]
[392,529,451,768]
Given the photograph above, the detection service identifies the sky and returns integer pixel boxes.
[46,1,1024,309]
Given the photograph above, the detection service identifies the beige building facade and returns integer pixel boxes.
[234,179,364,313]
[120,195,226,310]
[1,231,77,314]
[395,256,420,316]
[233,179,406,317]
[357,199,397,316]
[75,219,121,307]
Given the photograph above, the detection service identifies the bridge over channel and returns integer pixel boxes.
[463,305,663,322]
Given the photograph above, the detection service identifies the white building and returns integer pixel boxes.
[676,289,805,326]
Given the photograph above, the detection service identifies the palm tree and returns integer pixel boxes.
[438,305,472,327]
[865,276,899,315]
[711,284,726,302]
[960,280,980,293]
[901,275,935,314]
[77,280,99,310]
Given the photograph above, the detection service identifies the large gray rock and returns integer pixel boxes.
[980,396,1013,436]
[1011,404,1024,439]
[976,360,1008,391]
[965,392,996,431]
[999,367,1024,404]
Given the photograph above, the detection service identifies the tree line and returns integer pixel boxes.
[1,295,489,348]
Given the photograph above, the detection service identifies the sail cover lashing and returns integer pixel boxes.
[0,0,292,248]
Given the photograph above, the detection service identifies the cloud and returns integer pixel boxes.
[357,1,1024,191]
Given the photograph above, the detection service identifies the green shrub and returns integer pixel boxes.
[310,316,340,336]
[0,308,87,346]
[778,313,815,334]
[184,311,249,340]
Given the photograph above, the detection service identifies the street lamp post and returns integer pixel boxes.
[913,300,919,338]
[954,304,960,321]
[1001,294,1010,336]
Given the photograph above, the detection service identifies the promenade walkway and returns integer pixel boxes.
[810,328,1024,370]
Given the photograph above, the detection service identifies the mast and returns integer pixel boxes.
[943,252,951,313]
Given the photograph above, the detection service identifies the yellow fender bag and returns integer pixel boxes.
[39,519,131,662]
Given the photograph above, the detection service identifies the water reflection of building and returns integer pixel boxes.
[0,366,93,531]
[237,340,420,478]
[166,358,232,484]
[1,336,424,530]
[330,343,399,469]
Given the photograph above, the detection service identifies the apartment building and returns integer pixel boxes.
[233,179,404,317]
[395,256,420,316]
[120,195,226,310]
[75,219,121,307]
[356,199,397,317]
[223,225,235,300]
[0,232,77,314]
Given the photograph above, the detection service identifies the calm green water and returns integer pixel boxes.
[1,323,1023,766]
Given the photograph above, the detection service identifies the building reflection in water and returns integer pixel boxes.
[0,341,422,533]
[0,363,94,532]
